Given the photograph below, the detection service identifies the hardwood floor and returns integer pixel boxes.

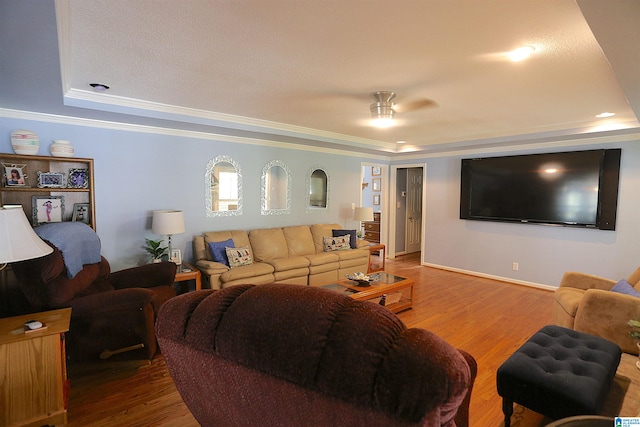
[66,253,554,426]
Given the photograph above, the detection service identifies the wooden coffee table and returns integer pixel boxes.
[321,272,414,313]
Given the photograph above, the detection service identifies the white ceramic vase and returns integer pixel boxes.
[10,129,39,155]
[50,140,75,157]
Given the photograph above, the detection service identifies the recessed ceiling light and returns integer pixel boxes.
[509,45,535,62]
[595,112,615,118]
[396,140,406,144]
[89,83,110,92]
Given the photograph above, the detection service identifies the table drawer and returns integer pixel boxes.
[364,222,380,232]
[364,231,380,242]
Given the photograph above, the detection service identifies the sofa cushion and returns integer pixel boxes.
[226,246,253,268]
[311,223,343,253]
[208,238,234,267]
[333,229,357,249]
[204,230,252,260]
[265,256,310,272]
[324,235,351,252]
[611,279,640,297]
[250,228,288,261]
[220,262,274,283]
[305,252,340,266]
[553,287,585,318]
[283,225,316,256]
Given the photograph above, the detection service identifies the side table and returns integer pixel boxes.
[0,308,71,427]
[367,243,386,273]
[175,262,202,292]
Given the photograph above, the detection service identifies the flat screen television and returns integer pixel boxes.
[460,149,621,230]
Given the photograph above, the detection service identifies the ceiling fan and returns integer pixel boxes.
[369,91,436,127]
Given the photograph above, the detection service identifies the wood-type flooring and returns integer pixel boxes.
[66,253,555,426]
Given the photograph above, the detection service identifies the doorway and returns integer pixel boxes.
[394,167,423,256]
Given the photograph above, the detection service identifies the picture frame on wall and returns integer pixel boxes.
[32,196,65,225]
[72,203,91,224]
[37,171,65,188]
[373,194,380,205]
[170,249,182,265]
[2,163,27,187]
[372,178,381,192]
[371,166,381,176]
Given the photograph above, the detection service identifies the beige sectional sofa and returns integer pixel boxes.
[193,223,370,290]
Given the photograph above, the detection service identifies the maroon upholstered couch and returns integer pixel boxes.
[12,243,176,360]
[156,283,477,426]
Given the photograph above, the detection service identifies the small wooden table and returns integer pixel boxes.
[175,262,202,291]
[0,308,71,427]
[367,243,386,273]
[322,272,413,313]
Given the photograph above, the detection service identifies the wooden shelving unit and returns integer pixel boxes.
[0,153,95,229]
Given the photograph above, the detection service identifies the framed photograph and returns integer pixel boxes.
[371,166,381,176]
[372,178,381,192]
[170,249,182,265]
[373,194,380,205]
[72,203,91,224]
[67,168,89,189]
[32,196,65,225]
[3,163,27,187]
[37,171,65,188]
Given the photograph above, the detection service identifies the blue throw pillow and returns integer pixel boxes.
[333,229,357,249]
[208,238,235,267]
[611,279,640,298]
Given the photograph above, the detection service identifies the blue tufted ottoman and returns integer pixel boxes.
[496,325,621,427]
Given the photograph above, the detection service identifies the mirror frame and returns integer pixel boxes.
[261,160,291,215]
[205,155,243,217]
[306,165,329,213]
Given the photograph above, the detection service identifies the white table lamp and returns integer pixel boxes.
[353,207,374,237]
[152,210,185,261]
[0,207,53,270]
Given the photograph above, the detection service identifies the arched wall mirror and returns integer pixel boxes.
[261,160,291,215]
[306,166,329,213]
[205,155,242,217]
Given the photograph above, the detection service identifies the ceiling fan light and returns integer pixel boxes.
[370,102,395,127]
[371,117,395,128]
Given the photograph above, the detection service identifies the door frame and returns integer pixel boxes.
[360,162,388,248]
[389,162,427,260]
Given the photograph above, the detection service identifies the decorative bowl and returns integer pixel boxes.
[345,274,374,286]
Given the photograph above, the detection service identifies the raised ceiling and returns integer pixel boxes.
[2,0,639,157]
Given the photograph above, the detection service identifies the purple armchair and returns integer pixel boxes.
[157,283,476,426]
[12,243,176,361]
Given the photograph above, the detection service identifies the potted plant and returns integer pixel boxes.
[143,238,167,262]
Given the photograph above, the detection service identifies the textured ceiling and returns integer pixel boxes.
[2,0,640,156]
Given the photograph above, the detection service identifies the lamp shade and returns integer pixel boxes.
[152,210,185,235]
[353,207,374,222]
[0,207,53,263]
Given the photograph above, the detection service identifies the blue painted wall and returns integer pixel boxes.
[1,115,375,270]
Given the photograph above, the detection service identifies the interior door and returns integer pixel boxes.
[406,167,423,253]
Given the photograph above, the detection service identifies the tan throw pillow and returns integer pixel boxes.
[323,235,351,252]
[226,246,253,268]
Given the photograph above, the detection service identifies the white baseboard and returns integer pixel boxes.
[421,262,557,291]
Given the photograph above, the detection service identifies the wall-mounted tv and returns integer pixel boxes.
[460,149,621,230]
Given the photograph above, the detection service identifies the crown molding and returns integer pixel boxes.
[0,108,391,161]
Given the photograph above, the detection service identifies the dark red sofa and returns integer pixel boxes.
[156,283,477,426]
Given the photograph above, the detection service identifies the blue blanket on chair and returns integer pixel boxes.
[35,222,102,278]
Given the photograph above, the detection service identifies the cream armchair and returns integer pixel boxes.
[552,267,640,354]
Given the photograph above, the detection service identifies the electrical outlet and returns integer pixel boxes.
[512,262,519,271]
